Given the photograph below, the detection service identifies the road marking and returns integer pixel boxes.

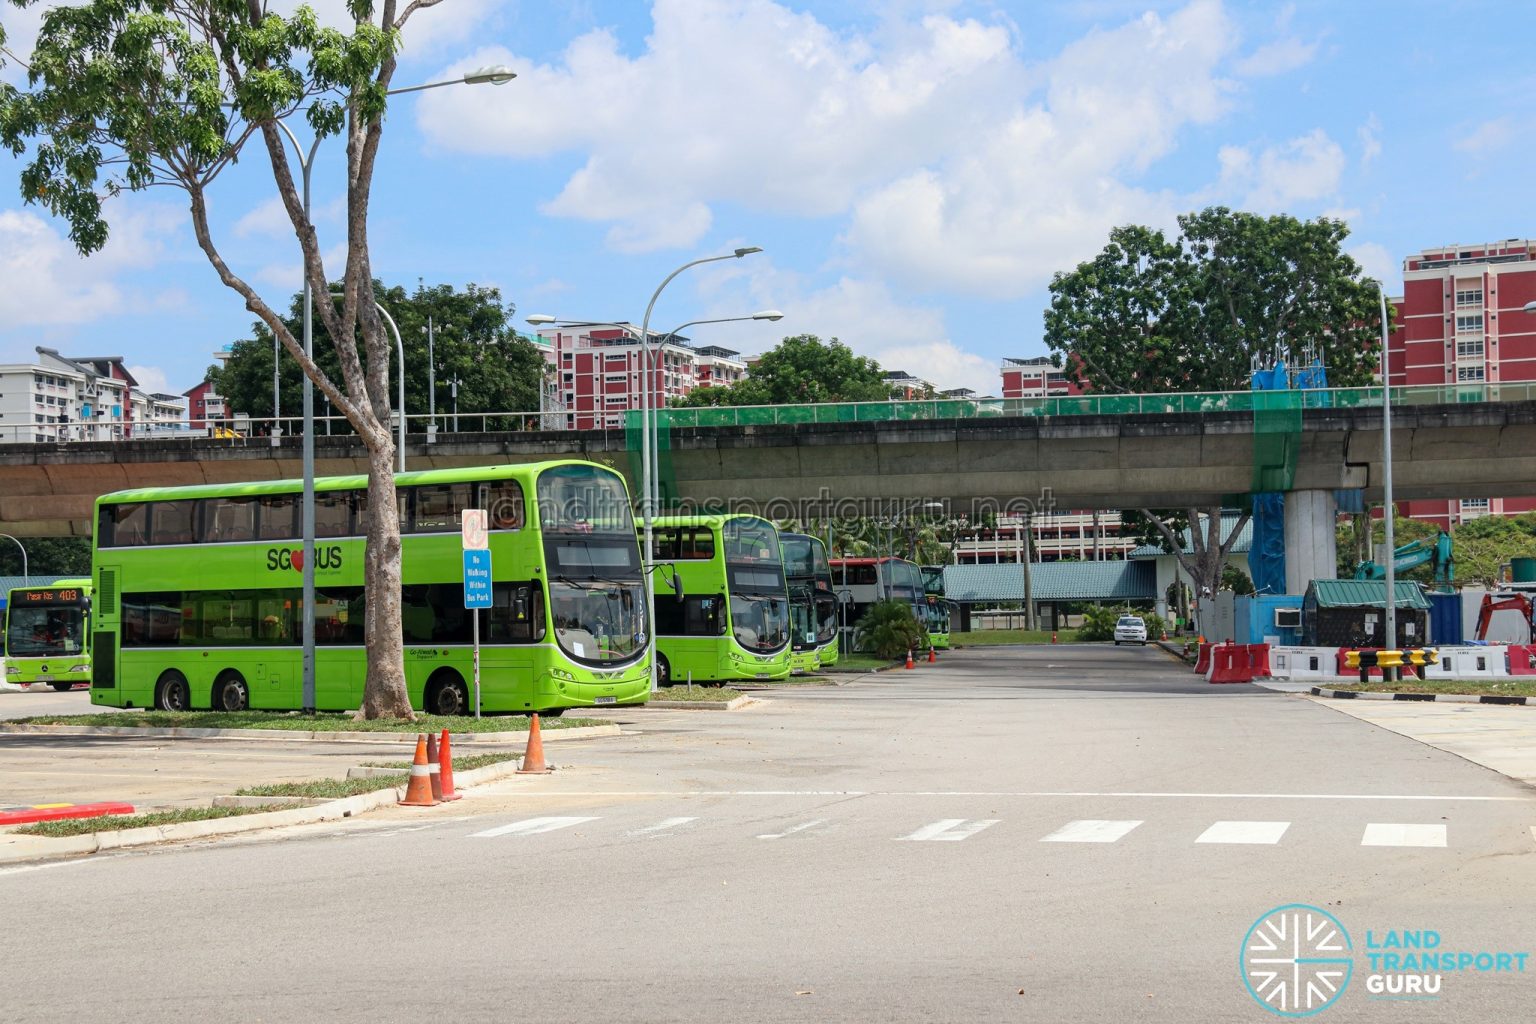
[0,858,108,879]
[1041,819,1144,844]
[1196,820,1291,845]
[470,816,598,839]
[898,818,999,842]
[757,819,828,840]
[485,790,1531,803]
[626,817,698,838]
[1361,823,1447,848]
[1530,826,1536,847]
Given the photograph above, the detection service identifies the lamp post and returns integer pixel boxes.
[1379,287,1397,676]
[331,289,406,473]
[636,248,764,692]
[530,296,776,694]
[0,533,26,585]
[273,63,513,712]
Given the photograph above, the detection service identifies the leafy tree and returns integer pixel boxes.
[1076,606,1120,642]
[1219,564,1255,595]
[1045,208,1386,601]
[211,281,546,429]
[0,537,92,577]
[855,599,926,659]
[1,1,461,719]
[674,335,890,406]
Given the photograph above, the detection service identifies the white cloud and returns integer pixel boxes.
[417,0,1025,253]
[128,365,170,394]
[1215,129,1345,212]
[1349,241,1397,290]
[1233,36,1317,76]
[1454,117,1514,155]
[1358,114,1382,168]
[251,242,348,292]
[0,204,183,327]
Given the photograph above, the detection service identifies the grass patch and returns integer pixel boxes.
[1324,679,1536,698]
[14,805,265,838]
[14,710,609,732]
[650,686,743,702]
[359,751,519,773]
[235,777,400,799]
[952,628,1085,646]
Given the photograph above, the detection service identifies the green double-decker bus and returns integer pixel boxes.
[781,533,839,672]
[921,565,954,649]
[646,514,792,684]
[4,579,93,691]
[88,460,650,715]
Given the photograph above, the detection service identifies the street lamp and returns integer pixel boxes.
[636,248,764,693]
[0,533,26,585]
[330,289,406,472]
[274,66,513,712]
[530,295,776,694]
[1379,287,1397,676]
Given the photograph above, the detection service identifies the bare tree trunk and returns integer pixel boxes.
[359,442,412,719]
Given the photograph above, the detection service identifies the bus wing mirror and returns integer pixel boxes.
[671,570,683,597]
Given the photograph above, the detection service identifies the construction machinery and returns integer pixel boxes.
[1354,530,1454,591]
[1473,591,1535,643]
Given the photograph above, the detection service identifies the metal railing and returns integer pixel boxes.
[1,382,1532,446]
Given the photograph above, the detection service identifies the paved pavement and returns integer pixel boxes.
[1306,695,1536,786]
[4,644,1534,1022]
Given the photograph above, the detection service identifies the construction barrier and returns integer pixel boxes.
[1209,644,1254,684]
[1194,643,1213,675]
[1507,645,1536,677]
[1268,646,1337,681]
[1423,645,1508,679]
[1246,644,1270,679]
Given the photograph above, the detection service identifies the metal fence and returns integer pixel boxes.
[2,382,1531,445]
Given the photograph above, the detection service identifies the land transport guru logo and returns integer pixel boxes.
[1240,903,1528,1016]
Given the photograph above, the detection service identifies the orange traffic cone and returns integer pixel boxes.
[399,734,438,807]
[438,729,462,801]
[1051,632,1057,644]
[516,713,552,774]
[905,649,915,670]
[426,732,444,802]
[928,646,936,663]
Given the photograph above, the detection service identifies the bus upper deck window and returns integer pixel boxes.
[480,480,525,531]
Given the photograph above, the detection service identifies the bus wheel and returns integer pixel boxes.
[215,671,249,712]
[155,671,191,712]
[427,671,469,717]
[656,654,672,688]
[49,682,74,692]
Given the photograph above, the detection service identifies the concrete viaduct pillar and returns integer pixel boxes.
[1283,490,1338,595]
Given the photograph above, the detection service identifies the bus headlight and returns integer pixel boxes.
[4,666,17,676]
[70,664,90,672]
[550,669,575,682]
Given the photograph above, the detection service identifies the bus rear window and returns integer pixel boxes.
[99,503,149,547]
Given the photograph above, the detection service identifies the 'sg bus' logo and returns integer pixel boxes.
[1241,903,1353,1017]
[266,546,343,572]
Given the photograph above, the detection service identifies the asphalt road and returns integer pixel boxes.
[5,644,1534,1023]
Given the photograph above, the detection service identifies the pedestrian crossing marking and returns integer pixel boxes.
[1040,819,1144,844]
[626,817,698,838]
[1196,821,1291,845]
[470,816,599,838]
[756,819,827,840]
[898,818,999,841]
[1360,823,1446,848]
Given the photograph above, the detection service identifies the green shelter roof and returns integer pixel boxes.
[1306,580,1430,610]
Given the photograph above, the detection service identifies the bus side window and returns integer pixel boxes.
[313,492,351,538]
[410,484,471,534]
[652,527,678,561]
[257,494,298,541]
[201,497,256,544]
[490,582,545,643]
[150,500,196,545]
[480,480,525,531]
[682,528,714,560]
[684,595,723,636]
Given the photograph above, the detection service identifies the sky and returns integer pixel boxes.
[1,0,1534,400]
